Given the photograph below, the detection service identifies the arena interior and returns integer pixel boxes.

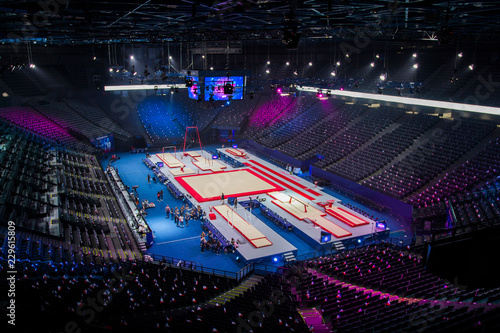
[2,1,500,332]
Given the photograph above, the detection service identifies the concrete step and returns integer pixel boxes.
[206,274,265,306]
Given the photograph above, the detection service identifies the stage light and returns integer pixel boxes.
[320,231,331,243]
[469,64,474,70]
[266,69,270,73]
[273,257,278,262]
[233,144,238,148]
[210,67,214,70]
[370,62,375,67]
[376,221,387,230]
[458,52,463,57]
[412,53,417,58]
[93,56,96,60]
[345,53,349,58]
[340,87,344,91]
[376,54,380,58]
[357,239,362,244]
[309,62,313,66]
[212,154,218,159]
[224,82,234,95]
[293,71,298,75]
[29,64,35,68]
[130,55,134,60]
[380,74,386,81]
[336,61,340,66]
[109,68,113,72]
[202,55,205,58]
[236,256,240,262]
[267,60,270,65]
[331,72,336,76]
[282,27,301,49]
[277,87,282,94]
[169,56,172,60]
[413,63,418,69]
[286,61,290,66]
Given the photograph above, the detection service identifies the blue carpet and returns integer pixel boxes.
[104,147,413,273]
[104,151,245,273]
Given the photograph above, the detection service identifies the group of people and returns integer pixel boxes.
[157,190,164,201]
[200,231,224,254]
[147,174,159,184]
[165,204,205,228]
[200,230,238,254]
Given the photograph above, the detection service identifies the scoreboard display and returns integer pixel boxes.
[204,76,244,101]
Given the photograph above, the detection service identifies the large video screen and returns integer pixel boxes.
[187,76,200,100]
[204,76,244,101]
[91,134,114,153]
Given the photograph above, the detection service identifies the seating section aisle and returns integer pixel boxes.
[279,102,368,159]
[0,120,142,264]
[64,99,132,138]
[33,101,109,140]
[166,274,309,333]
[257,98,335,148]
[0,259,236,332]
[449,179,500,229]
[0,106,92,152]
[253,96,317,142]
[363,118,496,199]
[210,96,260,128]
[328,113,440,181]
[244,94,295,137]
[410,137,500,208]
[293,244,500,333]
[313,106,406,169]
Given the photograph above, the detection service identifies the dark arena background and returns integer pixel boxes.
[2,1,500,332]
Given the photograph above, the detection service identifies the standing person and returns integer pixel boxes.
[157,191,161,201]
[165,205,170,219]
[160,190,164,201]
[175,212,179,226]
[221,193,225,204]
[179,214,184,228]
[200,235,206,253]
[234,197,238,209]
[147,174,151,184]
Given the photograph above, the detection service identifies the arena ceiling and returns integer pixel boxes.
[1,1,500,45]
